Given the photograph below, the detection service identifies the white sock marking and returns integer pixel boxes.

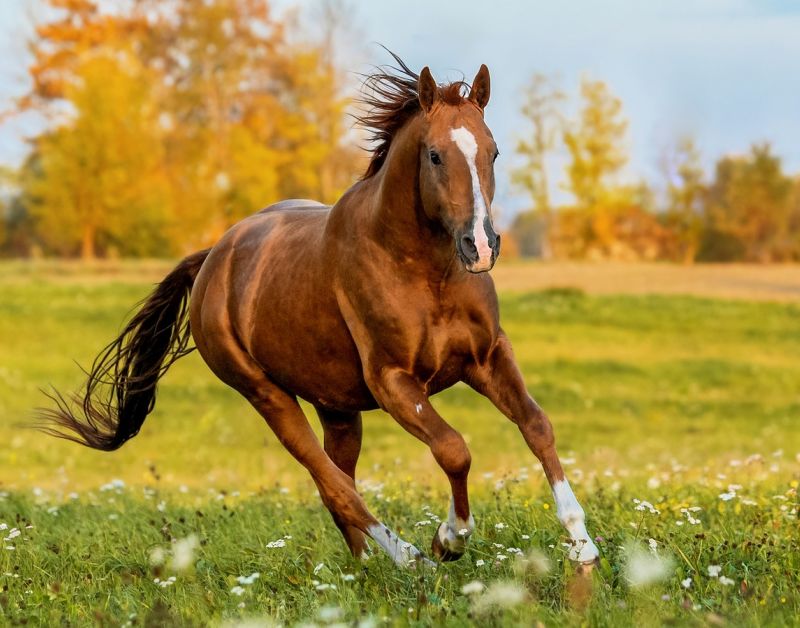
[436,498,474,554]
[368,523,426,567]
[450,126,493,265]
[552,480,599,563]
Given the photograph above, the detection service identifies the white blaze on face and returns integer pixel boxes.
[449,126,493,265]
[552,480,599,563]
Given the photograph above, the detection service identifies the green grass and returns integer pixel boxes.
[0,263,799,625]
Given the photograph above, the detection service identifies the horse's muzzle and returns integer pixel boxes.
[456,229,501,273]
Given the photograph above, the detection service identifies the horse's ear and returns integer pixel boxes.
[469,64,491,110]
[418,66,438,113]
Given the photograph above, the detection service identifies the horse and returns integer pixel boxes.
[38,53,599,568]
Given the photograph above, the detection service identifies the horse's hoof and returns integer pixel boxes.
[575,556,600,575]
[431,529,464,562]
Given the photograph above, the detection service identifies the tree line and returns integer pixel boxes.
[508,75,800,263]
[1,1,798,263]
[1,0,360,259]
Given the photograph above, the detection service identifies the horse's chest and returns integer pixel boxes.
[414,308,494,388]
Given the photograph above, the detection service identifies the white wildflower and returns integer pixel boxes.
[3,528,20,541]
[313,562,324,575]
[236,572,260,585]
[315,583,337,591]
[149,547,166,566]
[318,606,344,622]
[707,565,722,577]
[461,580,485,595]
[624,544,674,588]
[170,534,199,571]
[475,559,485,567]
[341,574,355,582]
[521,534,530,540]
[633,499,660,515]
[681,577,692,589]
[719,576,735,586]
[266,538,287,549]
[0,524,6,531]
[648,538,658,553]
[154,576,176,588]
[100,479,126,492]
[230,585,245,596]
[471,581,528,614]
[495,522,506,530]
[718,492,736,501]
[513,548,551,577]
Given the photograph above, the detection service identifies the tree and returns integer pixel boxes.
[511,74,565,215]
[509,74,565,258]
[22,0,146,113]
[563,77,628,208]
[24,53,170,258]
[703,143,795,262]
[660,136,706,263]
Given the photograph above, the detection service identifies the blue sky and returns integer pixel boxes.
[2,0,800,215]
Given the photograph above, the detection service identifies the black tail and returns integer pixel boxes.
[36,249,211,451]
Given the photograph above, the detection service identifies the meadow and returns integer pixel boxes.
[0,261,798,626]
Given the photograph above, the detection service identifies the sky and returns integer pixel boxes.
[2,0,800,216]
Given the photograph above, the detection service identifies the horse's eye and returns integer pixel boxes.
[493,150,500,163]
[430,150,442,165]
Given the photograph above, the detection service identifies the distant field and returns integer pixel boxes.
[3,258,800,301]
[0,260,798,625]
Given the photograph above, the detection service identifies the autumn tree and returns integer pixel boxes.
[512,74,565,215]
[24,53,170,258]
[702,143,797,261]
[22,0,146,112]
[9,0,361,257]
[509,74,564,257]
[661,136,706,263]
[563,77,628,209]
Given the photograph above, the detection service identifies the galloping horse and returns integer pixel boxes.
[40,54,598,567]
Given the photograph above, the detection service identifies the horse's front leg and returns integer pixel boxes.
[467,333,599,564]
[368,368,475,561]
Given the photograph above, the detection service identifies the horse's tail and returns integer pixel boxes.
[36,249,211,451]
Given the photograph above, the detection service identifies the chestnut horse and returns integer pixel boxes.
[40,54,598,567]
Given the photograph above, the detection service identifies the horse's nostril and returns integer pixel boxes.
[460,233,477,260]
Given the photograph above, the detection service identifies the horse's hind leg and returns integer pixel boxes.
[248,389,428,566]
[315,407,370,558]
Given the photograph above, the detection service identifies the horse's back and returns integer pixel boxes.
[258,198,330,214]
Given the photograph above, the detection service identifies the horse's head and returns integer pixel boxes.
[417,65,500,273]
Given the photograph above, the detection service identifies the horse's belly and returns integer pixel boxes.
[250,328,377,412]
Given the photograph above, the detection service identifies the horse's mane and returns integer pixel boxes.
[355,50,470,180]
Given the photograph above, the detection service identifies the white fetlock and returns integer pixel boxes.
[436,521,470,555]
[368,523,433,568]
[568,536,600,564]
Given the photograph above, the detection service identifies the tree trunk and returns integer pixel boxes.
[81,223,95,260]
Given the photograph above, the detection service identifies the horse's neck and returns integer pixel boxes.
[366,119,454,273]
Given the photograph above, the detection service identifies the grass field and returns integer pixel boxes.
[0,260,798,626]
